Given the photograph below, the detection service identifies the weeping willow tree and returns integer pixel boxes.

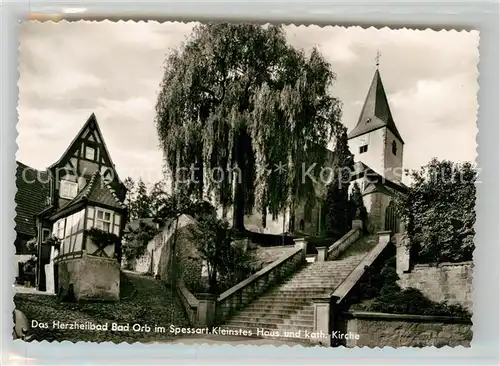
[155,23,342,233]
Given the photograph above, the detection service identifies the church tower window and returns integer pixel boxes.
[392,140,397,155]
[359,145,368,154]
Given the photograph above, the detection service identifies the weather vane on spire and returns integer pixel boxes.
[375,50,381,69]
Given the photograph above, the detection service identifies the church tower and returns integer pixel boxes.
[347,65,404,183]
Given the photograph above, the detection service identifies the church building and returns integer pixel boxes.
[243,65,408,236]
[347,66,408,233]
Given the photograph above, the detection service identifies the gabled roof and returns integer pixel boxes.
[352,161,408,194]
[15,161,51,237]
[348,69,404,144]
[51,171,126,220]
[49,113,120,177]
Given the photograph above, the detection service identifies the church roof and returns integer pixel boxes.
[352,161,408,194]
[348,69,404,144]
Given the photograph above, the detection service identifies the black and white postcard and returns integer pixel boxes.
[13,21,478,348]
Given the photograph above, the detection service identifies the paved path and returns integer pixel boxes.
[13,285,55,296]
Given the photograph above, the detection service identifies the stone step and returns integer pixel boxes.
[298,267,357,271]
[230,314,314,324]
[261,293,329,300]
[226,320,283,329]
[221,236,375,335]
[251,297,311,304]
[236,308,313,317]
[282,275,351,279]
[282,278,350,283]
[282,318,314,327]
[278,284,342,288]
[268,289,333,295]
[243,303,310,312]
[289,272,353,276]
[253,294,318,301]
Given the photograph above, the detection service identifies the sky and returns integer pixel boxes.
[17,21,479,186]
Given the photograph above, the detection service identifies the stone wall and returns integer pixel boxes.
[342,311,472,347]
[58,253,120,301]
[363,191,385,233]
[397,262,474,312]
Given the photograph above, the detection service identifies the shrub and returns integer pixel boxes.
[121,223,159,265]
[369,287,471,318]
[398,159,476,263]
[188,214,259,294]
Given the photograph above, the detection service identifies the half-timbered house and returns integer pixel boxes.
[28,113,127,300]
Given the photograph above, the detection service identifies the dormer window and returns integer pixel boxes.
[85,146,96,160]
[60,180,78,199]
[96,209,112,232]
[360,145,368,154]
[392,140,397,155]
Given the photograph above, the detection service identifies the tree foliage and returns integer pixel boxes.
[189,213,257,294]
[398,158,476,263]
[123,177,135,221]
[155,23,342,232]
[127,179,153,221]
[122,223,159,267]
[324,121,354,237]
[188,214,232,293]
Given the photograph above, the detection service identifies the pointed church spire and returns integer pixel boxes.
[347,66,404,144]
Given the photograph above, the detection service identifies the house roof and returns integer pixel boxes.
[48,113,123,185]
[15,161,51,237]
[348,69,404,144]
[51,171,126,220]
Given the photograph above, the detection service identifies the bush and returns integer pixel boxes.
[122,223,159,265]
[369,287,471,318]
[188,214,260,294]
[398,159,476,263]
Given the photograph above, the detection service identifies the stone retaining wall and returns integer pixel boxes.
[58,253,120,301]
[397,262,473,312]
[341,311,472,347]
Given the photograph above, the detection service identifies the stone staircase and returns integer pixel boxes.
[223,235,378,341]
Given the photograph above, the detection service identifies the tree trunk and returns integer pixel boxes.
[167,216,180,287]
[208,268,217,294]
[282,210,286,245]
[232,130,246,233]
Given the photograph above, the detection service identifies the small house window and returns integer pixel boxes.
[359,145,368,154]
[42,228,51,242]
[56,220,65,240]
[60,180,78,199]
[392,140,397,155]
[96,209,112,232]
[85,146,96,160]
